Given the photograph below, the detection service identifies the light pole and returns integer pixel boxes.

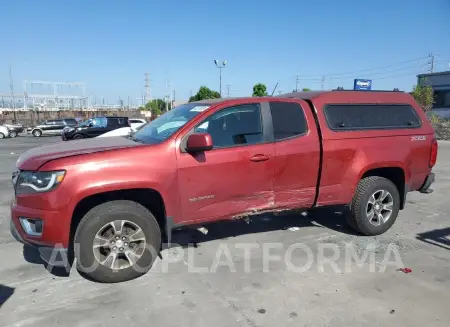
[214,59,227,97]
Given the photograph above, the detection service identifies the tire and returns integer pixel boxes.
[9,130,17,138]
[74,200,161,283]
[0,133,4,139]
[73,134,84,140]
[32,129,42,137]
[348,176,400,236]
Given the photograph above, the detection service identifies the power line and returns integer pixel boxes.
[367,71,422,80]
[296,56,429,78]
[297,64,429,81]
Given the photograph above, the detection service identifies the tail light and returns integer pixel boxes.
[430,139,438,168]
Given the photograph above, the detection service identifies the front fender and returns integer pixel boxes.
[40,141,182,225]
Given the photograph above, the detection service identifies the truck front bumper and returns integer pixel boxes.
[10,211,70,268]
[418,172,435,194]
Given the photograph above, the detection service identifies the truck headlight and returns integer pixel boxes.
[15,170,66,194]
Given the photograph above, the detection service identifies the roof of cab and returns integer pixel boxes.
[278,89,407,100]
[190,89,410,105]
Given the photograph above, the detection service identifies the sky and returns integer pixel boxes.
[1,0,449,105]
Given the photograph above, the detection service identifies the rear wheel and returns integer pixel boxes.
[0,133,4,139]
[348,176,400,236]
[74,200,161,283]
[32,129,42,137]
[9,130,17,138]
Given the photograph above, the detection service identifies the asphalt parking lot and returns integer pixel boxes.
[1,135,450,327]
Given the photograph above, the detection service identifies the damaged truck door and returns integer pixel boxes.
[177,102,276,223]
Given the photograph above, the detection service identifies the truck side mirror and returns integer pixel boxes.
[186,133,213,153]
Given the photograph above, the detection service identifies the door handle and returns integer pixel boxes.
[250,154,271,162]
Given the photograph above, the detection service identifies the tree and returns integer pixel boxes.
[252,83,268,97]
[189,86,221,102]
[302,88,311,91]
[144,98,168,116]
[412,78,434,111]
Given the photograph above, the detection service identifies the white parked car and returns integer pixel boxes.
[129,118,147,130]
[97,121,149,138]
[97,126,133,138]
[0,126,10,139]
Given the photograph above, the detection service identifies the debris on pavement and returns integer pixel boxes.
[287,227,301,231]
[397,268,412,274]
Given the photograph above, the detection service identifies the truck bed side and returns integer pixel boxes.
[307,92,435,207]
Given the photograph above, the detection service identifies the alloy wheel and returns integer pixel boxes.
[92,220,147,270]
[366,189,394,226]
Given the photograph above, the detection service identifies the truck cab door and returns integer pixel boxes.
[176,102,275,224]
[268,100,321,210]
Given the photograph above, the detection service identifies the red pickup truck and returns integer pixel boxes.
[10,90,437,283]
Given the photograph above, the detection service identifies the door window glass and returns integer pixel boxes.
[92,117,107,128]
[194,104,263,148]
[269,101,308,140]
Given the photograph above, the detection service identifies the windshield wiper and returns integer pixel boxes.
[129,135,146,144]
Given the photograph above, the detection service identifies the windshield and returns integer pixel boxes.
[78,119,92,127]
[132,103,211,144]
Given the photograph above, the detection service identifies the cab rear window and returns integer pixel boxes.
[323,104,422,131]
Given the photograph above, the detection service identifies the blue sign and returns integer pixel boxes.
[354,79,372,90]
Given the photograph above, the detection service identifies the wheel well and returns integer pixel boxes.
[70,188,166,246]
[362,167,406,209]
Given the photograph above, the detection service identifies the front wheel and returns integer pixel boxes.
[0,132,5,139]
[32,129,42,137]
[73,134,84,140]
[348,176,400,236]
[74,200,162,283]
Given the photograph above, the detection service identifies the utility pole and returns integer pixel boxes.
[9,54,17,122]
[173,90,176,106]
[295,75,300,92]
[165,75,168,112]
[144,73,151,104]
[428,53,435,73]
[214,60,227,97]
[226,85,231,97]
[169,80,172,110]
[321,76,326,91]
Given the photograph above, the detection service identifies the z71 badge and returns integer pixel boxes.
[411,136,427,141]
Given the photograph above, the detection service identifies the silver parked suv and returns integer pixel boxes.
[28,118,78,137]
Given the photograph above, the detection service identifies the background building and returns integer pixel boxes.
[417,71,450,117]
